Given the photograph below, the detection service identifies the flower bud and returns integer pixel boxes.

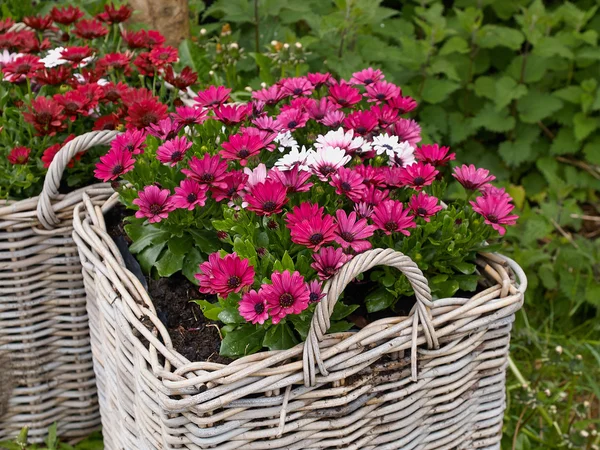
[244,86,252,92]
[217,231,228,240]
[267,219,278,230]
[555,345,563,354]
[295,42,302,49]
[200,28,207,35]
[283,43,289,49]
[229,42,239,50]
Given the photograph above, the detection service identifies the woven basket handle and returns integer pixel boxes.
[302,248,439,387]
[37,130,121,229]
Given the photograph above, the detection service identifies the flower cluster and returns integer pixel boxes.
[110,68,518,356]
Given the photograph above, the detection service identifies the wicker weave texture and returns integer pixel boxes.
[0,130,119,443]
[73,193,526,450]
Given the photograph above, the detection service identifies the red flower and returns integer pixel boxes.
[73,19,108,40]
[133,52,155,76]
[280,76,314,97]
[144,30,166,48]
[149,46,178,67]
[2,55,43,82]
[94,147,136,182]
[97,4,133,24]
[182,154,228,188]
[239,290,269,324]
[0,18,15,33]
[329,167,367,202]
[54,90,92,120]
[372,200,416,236]
[164,66,197,90]
[214,103,249,126]
[334,210,376,253]
[245,179,288,216]
[93,113,121,131]
[121,30,149,49]
[97,53,132,75]
[471,194,518,236]
[415,144,456,166]
[61,46,93,65]
[42,135,76,168]
[221,132,265,166]
[398,162,438,190]
[371,104,399,129]
[156,136,192,166]
[275,108,309,131]
[360,185,389,207]
[365,81,401,103]
[409,192,443,222]
[328,81,362,107]
[100,81,129,103]
[289,213,336,251]
[195,85,231,108]
[34,66,73,86]
[349,68,384,85]
[171,106,208,128]
[196,252,255,296]
[124,94,168,129]
[23,15,55,31]
[453,164,496,191]
[343,110,378,136]
[51,6,84,25]
[311,247,349,280]
[263,270,310,324]
[7,146,30,165]
[147,117,181,141]
[23,97,66,136]
[355,164,385,187]
[172,179,208,210]
[133,185,176,224]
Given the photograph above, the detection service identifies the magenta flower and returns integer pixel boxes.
[252,115,282,132]
[7,147,30,165]
[311,247,350,280]
[281,77,314,97]
[398,162,439,190]
[221,132,265,166]
[360,185,390,207]
[289,214,336,251]
[194,85,231,108]
[365,80,401,103]
[171,106,208,128]
[269,166,313,193]
[245,179,288,216]
[172,179,207,210]
[334,210,376,253]
[354,202,374,219]
[415,144,456,166]
[321,110,345,128]
[94,147,136,182]
[241,126,276,151]
[330,167,367,202]
[371,104,399,129]
[328,82,362,107]
[244,163,268,188]
[307,97,339,121]
[382,166,403,188]
[239,289,269,324]
[156,136,192,166]
[263,270,310,324]
[307,280,325,303]
[275,108,309,131]
[285,202,325,228]
[111,129,146,155]
[252,84,285,106]
[355,165,385,187]
[343,110,379,136]
[471,194,518,236]
[133,185,176,224]
[480,184,511,201]
[307,72,331,88]
[409,192,443,222]
[390,118,422,147]
[196,252,255,296]
[387,95,417,113]
[214,103,250,126]
[210,171,248,204]
[372,200,416,236]
[146,117,182,141]
[182,154,228,188]
[349,68,384,85]
[453,164,496,191]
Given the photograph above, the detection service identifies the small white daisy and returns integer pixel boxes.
[244,163,268,188]
[0,50,21,68]
[372,133,402,155]
[314,127,370,155]
[274,130,299,152]
[40,47,67,68]
[385,140,416,167]
[307,145,351,181]
[274,146,310,171]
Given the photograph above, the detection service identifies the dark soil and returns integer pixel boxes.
[105,206,231,365]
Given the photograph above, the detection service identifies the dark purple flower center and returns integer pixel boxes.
[149,203,162,215]
[279,293,294,307]
[340,182,352,192]
[166,131,177,140]
[319,165,336,177]
[227,276,241,289]
[187,193,197,203]
[111,164,123,175]
[417,207,428,216]
[385,222,398,232]
[309,233,324,245]
[337,98,347,105]
[287,120,297,129]
[324,266,337,276]
[376,93,386,100]
[16,63,32,74]
[462,181,477,190]
[37,112,52,124]
[356,126,367,134]
[238,149,250,158]
[340,231,354,242]
[413,176,425,186]
[254,302,265,314]
[487,214,498,223]
[267,220,278,229]
[309,292,320,303]
[262,201,277,212]
[363,78,373,84]
[140,113,157,127]
[200,173,214,182]
[171,151,182,161]
[293,88,302,95]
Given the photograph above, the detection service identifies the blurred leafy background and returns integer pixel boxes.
[2,0,599,448]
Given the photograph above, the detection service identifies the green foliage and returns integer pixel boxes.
[0,426,103,450]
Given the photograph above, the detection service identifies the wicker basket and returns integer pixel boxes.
[0,130,119,443]
[74,192,527,450]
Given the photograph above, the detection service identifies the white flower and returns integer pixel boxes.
[0,50,21,68]
[372,133,402,155]
[385,140,416,167]
[244,163,267,188]
[314,127,370,155]
[307,146,351,181]
[275,146,310,171]
[40,47,67,68]
[274,131,299,152]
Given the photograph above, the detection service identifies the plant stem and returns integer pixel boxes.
[254,0,260,54]
[509,356,528,386]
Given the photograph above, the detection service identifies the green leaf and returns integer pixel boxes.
[553,86,583,104]
[189,229,221,253]
[250,52,275,85]
[453,262,476,275]
[420,78,460,104]
[126,223,169,253]
[583,136,600,165]
[573,113,598,142]
[220,325,265,357]
[494,76,528,110]
[550,127,579,155]
[182,247,204,285]
[281,251,295,272]
[218,307,243,324]
[439,36,469,55]
[178,39,211,79]
[517,92,564,123]
[507,54,550,83]
[538,264,557,290]
[328,320,354,333]
[194,299,222,321]
[471,103,515,132]
[331,301,359,321]
[477,25,524,50]
[365,287,396,313]
[137,242,166,274]
[155,248,185,278]
[263,323,299,351]
[168,235,194,256]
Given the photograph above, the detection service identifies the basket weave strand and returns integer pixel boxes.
[73,193,526,449]
[0,131,118,443]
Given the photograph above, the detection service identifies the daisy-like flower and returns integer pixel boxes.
[480,185,511,201]
[349,67,384,85]
[263,270,310,323]
[93,113,121,131]
[73,19,109,40]
[398,162,438,190]
[97,52,131,75]
[99,82,128,103]
[164,66,198,90]
[409,192,443,222]
[311,247,349,280]
[133,52,154,75]
[355,165,385,187]
[269,166,313,193]
[388,95,418,113]
[149,46,178,67]
[307,280,325,303]
[391,118,422,148]
[470,194,518,236]
[156,136,192,166]
[94,147,136,182]
[307,97,338,121]
[415,144,456,166]
[172,179,208,210]
[214,103,250,126]
[274,145,311,171]
[382,166,403,188]
[321,110,345,128]
[330,167,367,202]
[307,72,331,88]
[133,185,176,224]
[0,18,14,33]
[365,80,401,103]
[307,146,352,181]
[53,90,91,120]
[196,252,255,296]
[210,171,248,205]
[147,117,181,141]
[183,154,228,188]
[2,54,43,82]
[194,85,231,108]
[372,134,402,155]
[23,97,66,136]
[244,163,268,188]
[252,115,282,132]
[275,108,309,131]
[221,132,265,166]
[281,77,314,97]
[23,15,55,31]
[343,110,379,136]
[252,84,285,105]
[40,47,67,68]
[372,200,416,236]
[239,290,269,324]
[97,3,133,24]
[360,185,390,207]
[274,130,299,151]
[41,135,76,169]
[125,96,168,130]
[242,126,277,151]
[111,130,146,155]
[289,213,336,251]
[0,50,21,69]
[285,202,325,228]
[453,164,496,191]
[328,81,362,107]
[60,46,94,65]
[34,66,72,86]
[245,179,288,216]
[370,104,398,129]
[50,5,84,25]
[171,106,208,128]
[334,210,376,253]
[314,128,369,156]
[354,202,374,219]
[386,141,416,168]
[7,146,30,165]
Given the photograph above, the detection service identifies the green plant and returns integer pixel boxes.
[0,425,103,450]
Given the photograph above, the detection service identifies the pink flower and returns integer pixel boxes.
[211,171,248,204]
[307,97,339,121]
[286,202,325,228]
[239,290,269,324]
[281,77,313,97]
[387,95,417,113]
[133,185,176,223]
[349,68,384,85]
[343,110,379,136]
[391,118,421,147]
[241,126,276,151]
[111,129,146,155]
[196,252,255,296]
[252,115,282,132]
[263,270,310,323]
[275,108,309,131]
[321,110,345,128]
[371,104,399,129]
[365,81,401,103]
[252,84,286,105]
[382,166,403,188]
[172,179,207,210]
[311,247,349,280]
[156,136,192,166]
[269,166,313,193]
[354,202,374,219]
[471,194,518,236]
[355,165,385,187]
[244,163,268,188]
[415,144,455,166]
[245,179,288,216]
[94,147,136,182]
[307,72,331,88]
[398,163,439,190]
[194,85,231,108]
[480,185,511,201]
[453,164,496,191]
[307,146,351,181]
[289,214,336,251]
[171,106,208,127]
[147,117,182,141]
[334,210,376,253]
[328,82,362,107]
[214,103,250,126]
[7,146,30,165]
[307,280,325,303]
[372,200,416,236]
[360,185,389,207]
[330,167,367,202]
[182,154,228,188]
[221,132,265,166]
[409,192,443,222]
